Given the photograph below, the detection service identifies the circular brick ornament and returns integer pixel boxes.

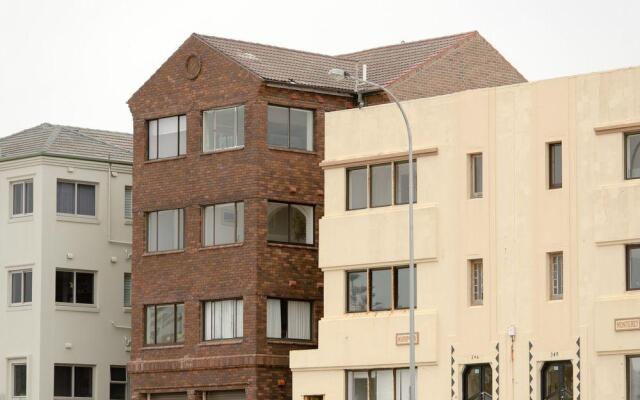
[185,54,201,80]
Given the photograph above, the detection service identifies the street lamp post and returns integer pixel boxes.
[329,67,416,400]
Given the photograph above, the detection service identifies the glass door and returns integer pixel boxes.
[463,364,492,400]
[541,361,573,400]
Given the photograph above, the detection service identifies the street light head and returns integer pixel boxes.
[328,68,348,82]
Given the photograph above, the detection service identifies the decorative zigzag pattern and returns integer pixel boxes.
[529,341,534,400]
[451,346,456,399]
[576,337,581,400]
[495,342,500,400]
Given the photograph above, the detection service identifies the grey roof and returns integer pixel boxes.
[194,31,478,92]
[0,123,133,164]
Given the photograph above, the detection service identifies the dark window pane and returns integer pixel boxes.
[348,271,367,312]
[629,356,640,400]
[12,182,23,215]
[348,371,368,400]
[11,272,22,303]
[370,269,392,310]
[54,365,72,397]
[25,181,33,214]
[371,164,392,207]
[56,271,75,303]
[75,273,94,304]
[627,133,640,179]
[24,271,32,303]
[267,202,289,242]
[57,182,76,214]
[268,106,289,147]
[629,246,640,290]
[395,267,412,309]
[124,273,132,307]
[550,143,562,188]
[110,366,127,381]
[110,383,126,399]
[13,364,27,396]
[395,161,417,205]
[77,184,96,216]
[290,108,313,150]
[289,204,313,245]
[74,366,93,397]
[347,168,367,210]
[471,154,483,197]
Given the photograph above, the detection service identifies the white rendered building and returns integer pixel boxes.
[0,123,133,399]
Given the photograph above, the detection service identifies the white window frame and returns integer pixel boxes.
[9,359,28,400]
[9,269,32,306]
[53,364,94,400]
[469,259,484,306]
[549,252,564,300]
[10,179,34,217]
[56,180,97,217]
[203,105,245,152]
[55,269,96,306]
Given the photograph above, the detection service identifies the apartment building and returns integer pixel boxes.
[127,32,524,400]
[0,123,133,399]
[291,66,640,399]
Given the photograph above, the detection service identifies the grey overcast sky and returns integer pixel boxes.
[1,0,639,137]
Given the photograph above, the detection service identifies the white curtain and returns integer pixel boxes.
[204,302,213,340]
[374,370,394,400]
[266,299,282,338]
[220,300,235,339]
[236,300,243,337]
[395,369,412,400]
[203,206,214,246]
[287,300,310,340]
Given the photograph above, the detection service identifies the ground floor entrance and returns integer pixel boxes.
[463,363,492,400]
[541,361,573,400]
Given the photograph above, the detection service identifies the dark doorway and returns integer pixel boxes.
[541,361,573,400]
[463,363,493,400]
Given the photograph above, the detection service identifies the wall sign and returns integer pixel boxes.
[615,318,640,331]
[396,332,419,346]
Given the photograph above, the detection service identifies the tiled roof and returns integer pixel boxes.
[194,31,480,92]
[0,123,133,164]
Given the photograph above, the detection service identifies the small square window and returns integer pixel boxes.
[203,105,245,151]
[11,180,33,216]
[145,303,184,345]
[549,142,562,189]
[10,270,32,305]
[267,105,313,151]
[147,209,184,252]
[202,202,244,246]
[148,115,187,160]
[266,298,311,340]
[55,270,95,305]
[470,154,483,198]
[56,181,96,217]
[267,201,314,245]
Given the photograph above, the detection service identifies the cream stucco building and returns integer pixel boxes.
[0,124,133,399]
[291,66,640,399]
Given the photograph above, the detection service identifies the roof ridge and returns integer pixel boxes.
[337,31,477,57]
[64,127,133,155]
[194,33,358,62]
[43,124,64,153]
[52,123,131,136]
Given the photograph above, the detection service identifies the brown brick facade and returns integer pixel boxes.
[128,36,353,400]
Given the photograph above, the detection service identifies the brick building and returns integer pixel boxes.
[127,31,525,400]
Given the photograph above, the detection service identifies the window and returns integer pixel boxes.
[203,105,244,151]
[110,366,127,400]
[469,260,483,306]
[470,153,483,198]
[204,299,243,340]
[347,266,414,313]
[57,181,96,216]
[629,356,640,400]
[54,365,93,399]
[11,180,33,216]
[549,142,562,189]
[147,209,184,252]
[549,252,564,300]
[11,362,27,398]
[10,270,32,305]
[346,161,416,210]
[203,202,244,246]
[267,105,313,151]
[267,298,311,340]
[627,245,640,291]
[124,186,132,220]
[145,303,184,345]
[267,201,314,245]
[123,273,132,308]
[148,115,187,160]
[347,369,412,400]
[626,132,640,180]
[55,270,95,305]
[304,396,324,400]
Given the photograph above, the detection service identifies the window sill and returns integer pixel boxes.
[267,339,317,346]
[9,214,33,223]
[198,242,244,251]
[141,344,185,350]
[123,306,132,313]
[7,304,32,311]
[268,146,317,155]
[267,242,317,250]
[346,308,410,316]
[201,146,245,155]
[125,219,133,225]
[198,338,243,346]
[56,215,100,224]
[55,304,99,313]
[144,155,187,164]
[143,249,185,257]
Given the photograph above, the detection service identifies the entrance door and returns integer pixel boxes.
[463,364,492,400]
[541,361,573,400]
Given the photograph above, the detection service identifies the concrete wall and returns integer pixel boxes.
[291,66,640,399]
[0,156,132,399]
